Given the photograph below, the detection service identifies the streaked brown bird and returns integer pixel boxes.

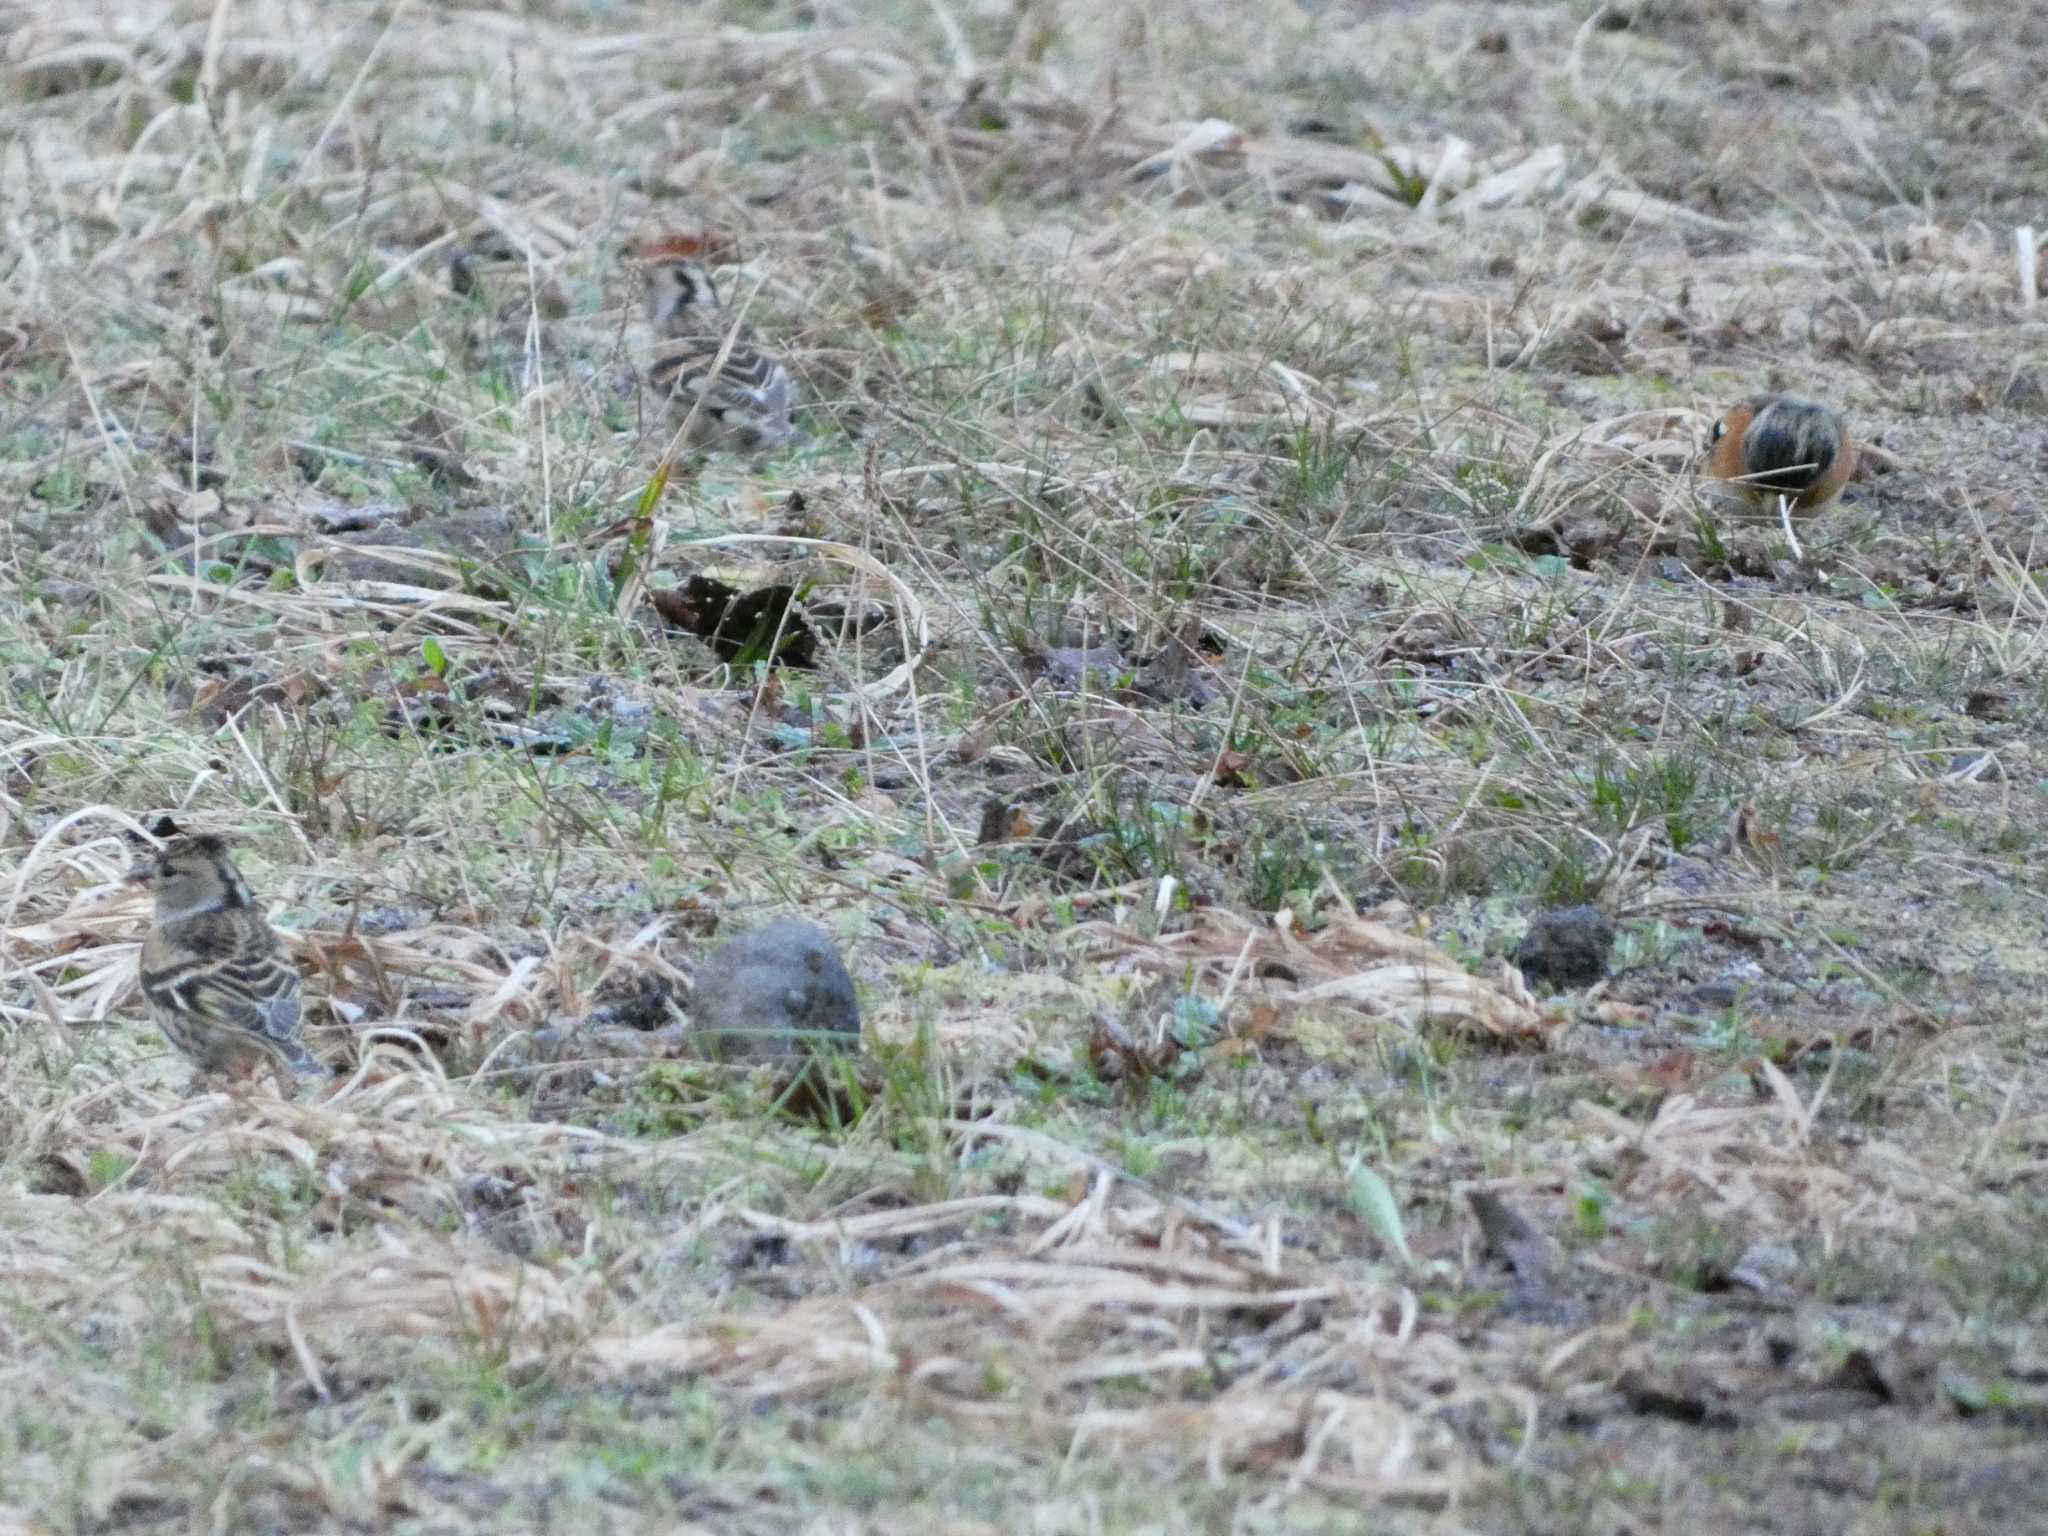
[636,240,794,451]
[1702,394,1854,514]
[130,821,323,1091]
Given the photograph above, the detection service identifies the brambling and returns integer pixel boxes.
[637,243,794,451]
[129,821,324,1090]
[1702,395,1854,514]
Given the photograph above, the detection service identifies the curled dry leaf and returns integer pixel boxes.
[650,574,818,669]
[1084,906,1557,1048]
[675,534,930,700]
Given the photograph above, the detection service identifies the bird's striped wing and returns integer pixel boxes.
[142,941,319,1074]
[649,338,794,441]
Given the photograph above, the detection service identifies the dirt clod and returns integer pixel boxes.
[1513,906,1616,988]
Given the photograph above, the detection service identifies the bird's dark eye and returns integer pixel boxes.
[1710,421,1725,442]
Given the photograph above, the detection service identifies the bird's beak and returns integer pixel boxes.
[124,866,153,888]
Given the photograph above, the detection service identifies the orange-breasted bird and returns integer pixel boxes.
[1702,395,1854,514]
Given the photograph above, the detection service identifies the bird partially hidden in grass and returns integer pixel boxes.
[130,817,325,1093]
[1702,394,1855,516]
[636,235,794,451]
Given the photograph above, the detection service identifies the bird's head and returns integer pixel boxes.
[128,818,251,917]
[645,258,720,329]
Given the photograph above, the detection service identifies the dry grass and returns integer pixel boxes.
[4,0,2048,1530]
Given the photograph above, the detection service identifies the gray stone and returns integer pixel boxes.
[2002,366,2047,413]
[689,917,861,1061]
[1731,1240,1801,1298]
